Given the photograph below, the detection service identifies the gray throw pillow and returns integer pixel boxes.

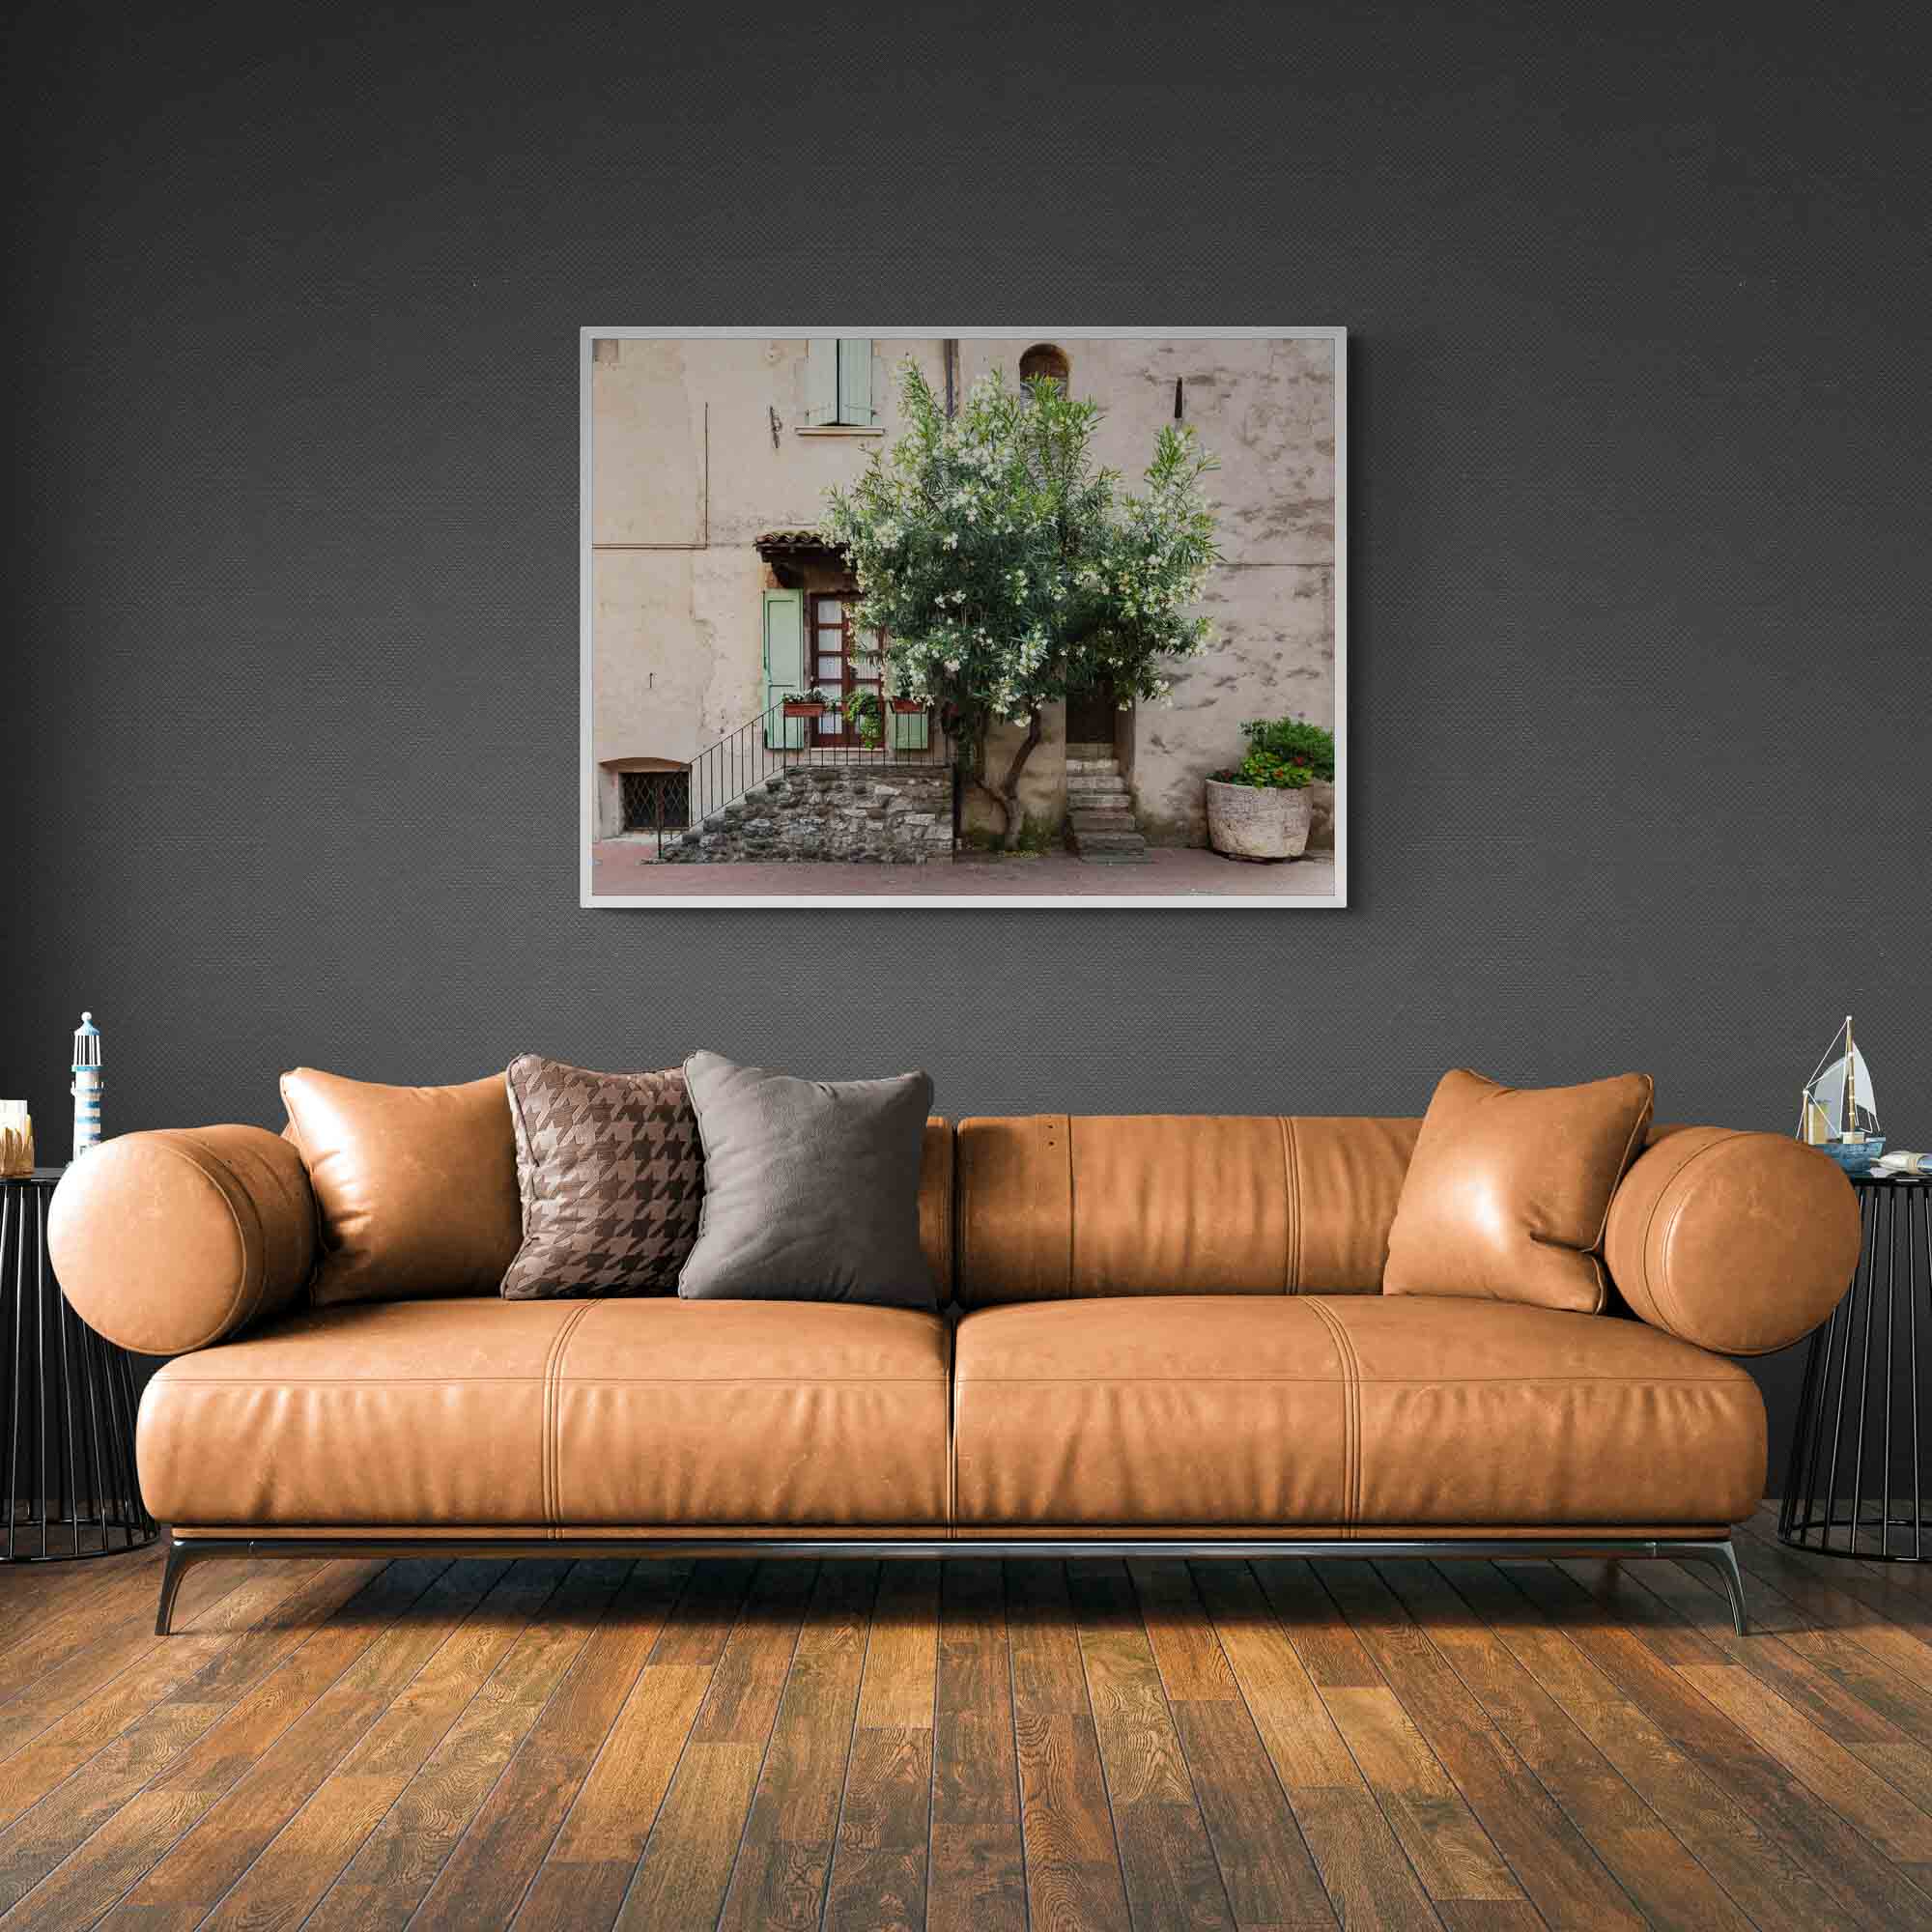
[677,1051,937,1308]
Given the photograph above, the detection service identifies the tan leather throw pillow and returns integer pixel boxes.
[1383,1068,1654,1313]
[281,1066,521,1305]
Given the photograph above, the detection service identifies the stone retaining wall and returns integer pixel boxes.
[661,762,953,865]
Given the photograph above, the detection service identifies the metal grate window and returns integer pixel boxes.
[620,769,689,833]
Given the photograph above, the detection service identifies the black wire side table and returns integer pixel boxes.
[1779,1174,1929,1560]
[2,1170,157,1561]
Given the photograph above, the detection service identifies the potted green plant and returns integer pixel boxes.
[781,687,831,719]
[1206,715,1335,860]
[843,688,884,748]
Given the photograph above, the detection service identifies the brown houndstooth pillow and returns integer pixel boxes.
[499,1054,703,1299]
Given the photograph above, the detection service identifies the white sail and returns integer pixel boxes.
[1810,1047,1879,1135]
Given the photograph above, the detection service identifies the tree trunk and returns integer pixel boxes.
[988,709,1044,851]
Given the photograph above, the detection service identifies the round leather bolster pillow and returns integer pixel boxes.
[1604,1128,1861,1355]
[47,1126,317,1355]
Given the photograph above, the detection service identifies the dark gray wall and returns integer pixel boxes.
[6,0,1928,1477]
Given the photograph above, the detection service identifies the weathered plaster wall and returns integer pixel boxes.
[956,337,1338,845]
[594,334,1338,846]
[590,336,947,809]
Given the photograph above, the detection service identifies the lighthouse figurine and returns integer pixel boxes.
[71,1011,103,1160]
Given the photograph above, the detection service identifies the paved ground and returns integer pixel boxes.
[591,841,1339,900]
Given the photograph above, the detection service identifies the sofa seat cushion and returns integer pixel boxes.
[952,1294,1764,1528]
[140,1297,950,1528]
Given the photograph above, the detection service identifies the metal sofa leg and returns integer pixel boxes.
[155,1536,195,1635]
[1689,1539,1748,1635]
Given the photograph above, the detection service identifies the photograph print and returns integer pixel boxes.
[582,328,1345,906]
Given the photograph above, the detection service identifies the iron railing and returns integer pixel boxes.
[650,698,952,858]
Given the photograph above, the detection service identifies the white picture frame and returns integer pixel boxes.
[581,327,1347,909]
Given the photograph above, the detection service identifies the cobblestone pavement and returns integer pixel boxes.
[591,842,1339,900]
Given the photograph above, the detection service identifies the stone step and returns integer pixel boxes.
[1068,808,1138,833]
[1067,829,1150,856]
[1075,850,1153,865]
[1065,775,1128,795]
[1065,757,1122,776]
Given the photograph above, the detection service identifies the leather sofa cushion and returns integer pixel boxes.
[952,1294,1763,1528]
[1384,1069,1654,1313]
[956,1115,1421,1305]
[47,1125,315,1355]
[281,1066,522,1305]
[138,1297,950,1527]
[1605,1126,1861,1355]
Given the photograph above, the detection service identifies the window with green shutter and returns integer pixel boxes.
[806,339,874,425]
[762,588,806,748]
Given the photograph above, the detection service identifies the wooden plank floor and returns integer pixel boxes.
[1,1504,1929,1929]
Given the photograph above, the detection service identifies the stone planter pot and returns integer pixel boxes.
[1305,778,1337,852]
[1205,779,1313,861]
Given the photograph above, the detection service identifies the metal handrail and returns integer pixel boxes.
[652,697,950,858]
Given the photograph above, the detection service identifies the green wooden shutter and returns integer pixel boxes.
[763,588,806,748]
[806,340,838,426]
[837,338,872,425]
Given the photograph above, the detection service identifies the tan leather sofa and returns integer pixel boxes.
[48,1112,1860,1635]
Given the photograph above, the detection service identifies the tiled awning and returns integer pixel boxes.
[753,527,847,564]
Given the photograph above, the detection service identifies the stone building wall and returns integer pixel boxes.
[661,763,952,865]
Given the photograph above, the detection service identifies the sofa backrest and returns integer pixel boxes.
[955,1115,1423,1305]
[919,1118,953,1303]
[277,1111,956,1304]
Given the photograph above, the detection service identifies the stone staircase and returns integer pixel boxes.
[1064,751,1151,864]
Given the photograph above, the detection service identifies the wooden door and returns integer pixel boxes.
[1065,678,1118,747]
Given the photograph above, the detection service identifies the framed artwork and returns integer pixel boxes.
[581,328,1346,908]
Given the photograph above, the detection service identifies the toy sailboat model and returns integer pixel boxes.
[1799,1015,1886,1174]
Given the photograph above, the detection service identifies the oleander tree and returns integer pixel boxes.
[822,360,1222,848]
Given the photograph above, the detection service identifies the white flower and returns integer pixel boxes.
[942,532,958,550]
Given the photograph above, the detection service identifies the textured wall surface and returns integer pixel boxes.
[4,0,1929,1479]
